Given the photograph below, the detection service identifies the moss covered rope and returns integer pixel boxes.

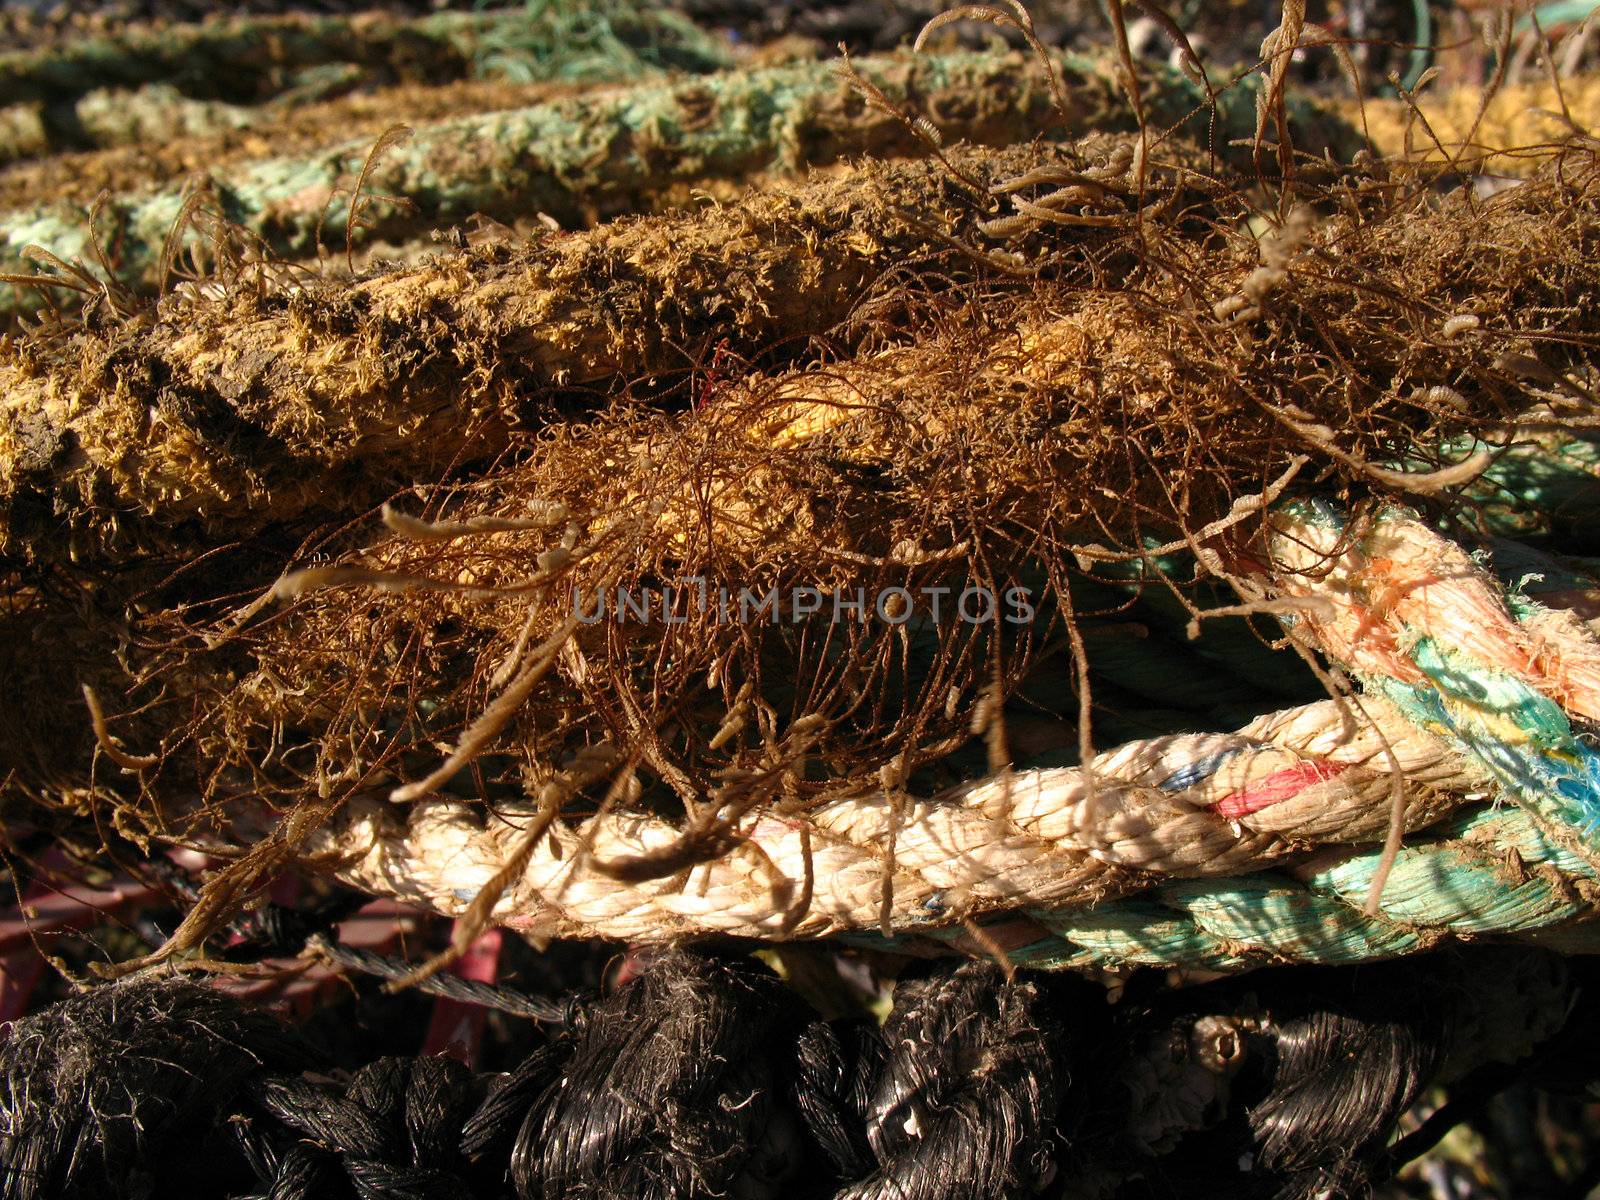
[0,50,1064,317]
[15,125,1585,568]
[0,85,255,167]
[0,2,728,109]
[0,3,731,166]
[0,48,1339,320]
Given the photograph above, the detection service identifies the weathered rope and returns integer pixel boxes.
[12,114,1595,975]
[0,946,1587,1200]
[0,5,727,109]
[0,142,1058,562]
[306,692,1482,943]
[1003,805,1600,971]
[972,510,1600,973]
[0,3,730,163]
[12,137,1198,564]
[1262,507,1600,841]
[288,513,1600,967]
[0,49,1080,318]
[0,42,1346,318]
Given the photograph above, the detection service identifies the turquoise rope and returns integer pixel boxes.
[1284,502,1600,840]
[1005,806,1597,972]
[1459,434,1600,540]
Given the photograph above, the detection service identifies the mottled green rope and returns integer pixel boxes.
[0,48,1342,319]
[0,50,1068,317]
[961,805,1600,972]
[0,2,728,108]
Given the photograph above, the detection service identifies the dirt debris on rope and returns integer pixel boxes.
[0,46,1356,322]
[57,137,1600,956]
[0,50,1093,319]
[0,143,1080,565]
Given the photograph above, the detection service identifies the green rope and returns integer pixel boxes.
[0,2,727,108]
[1517,2,1600,35]
[1436,432,1600,541]
[0,50,1073,318]
[990,806,1598,971]
[0,48,1348,320]
[1401,0,1434,94]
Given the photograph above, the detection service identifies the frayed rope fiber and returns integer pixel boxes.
[9,18,1600,981]
[258,512,1600,970]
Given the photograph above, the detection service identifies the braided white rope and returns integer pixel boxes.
[307,694,1483,941]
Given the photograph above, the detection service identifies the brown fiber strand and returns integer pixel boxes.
[75,144,1596,918]
[7,16,1600,967]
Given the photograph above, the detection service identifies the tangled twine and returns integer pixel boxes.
[10,25,1597,983]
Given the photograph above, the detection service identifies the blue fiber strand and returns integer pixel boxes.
[1158,746,1246,792]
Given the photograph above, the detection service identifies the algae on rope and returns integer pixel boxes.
[0,51,1072,319]
[0,2,728,109]
[0,76,608,213]
[1,85,255,168]
[0,48,1338,320]
[0,2,731,164]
